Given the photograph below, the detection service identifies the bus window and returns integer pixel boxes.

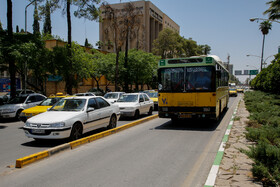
[159,68,184,92]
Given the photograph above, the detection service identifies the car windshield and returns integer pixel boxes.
[7,96,27,104]
[117,95,138,102]
[147,92,158,98]
[50,99,86,111]
[39,97,62,106]
[104,93,118,99]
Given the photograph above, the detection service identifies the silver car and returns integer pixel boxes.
[0,93,46,119]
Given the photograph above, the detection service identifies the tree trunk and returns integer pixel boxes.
[7,0,16,99]
[66,0,73,94]
[124,25,129,92]
[260,34,265,71]
[115,49,119,91]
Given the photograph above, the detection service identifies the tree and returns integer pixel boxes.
[102,3,125,91]
[41,0,53,35]
[122,2,142,92]
[259,21,272,71]
[53,0,100,94]
[7,0,17,99]
[33,0,40,35]
[0,20,3,31]
[152,28,180,59]
[264,0,280,20]
[16,25,19,33]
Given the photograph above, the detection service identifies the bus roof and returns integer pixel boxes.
[158,55,228,72]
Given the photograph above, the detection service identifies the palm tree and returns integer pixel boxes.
[259,21,272,71]
[264,0,280,20]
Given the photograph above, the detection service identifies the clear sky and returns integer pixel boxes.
[1,0,279,83]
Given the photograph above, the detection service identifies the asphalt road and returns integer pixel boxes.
[0,111,157,174]
[0,96,240,186]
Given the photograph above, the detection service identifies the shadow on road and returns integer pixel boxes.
[154,110,227,132]
[0,118,20,124]
[0,125,7,129]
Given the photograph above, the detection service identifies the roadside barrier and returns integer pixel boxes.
[16,114,159,168]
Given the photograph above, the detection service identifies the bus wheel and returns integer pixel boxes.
[171,117,178,124]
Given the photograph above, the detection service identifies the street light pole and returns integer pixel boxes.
[246,54,274,69]
[24,0,35,94]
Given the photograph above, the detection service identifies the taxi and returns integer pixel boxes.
[236,87,244,93]
[147,91,158,110]
[19,93,67,122]
[229,88,238,97]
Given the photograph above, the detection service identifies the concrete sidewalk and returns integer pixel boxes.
[215,96,262,186]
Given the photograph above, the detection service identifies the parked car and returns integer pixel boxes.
[115,93,154,119]
[23,96,120,140]
[147,91,158,110]
[0,89,36,104]
[88,88,105,96]
[74,92,96,96]
[0,93,46,119]
[19,93,67,122]
[229,88,238,97]
[104,92,125,103]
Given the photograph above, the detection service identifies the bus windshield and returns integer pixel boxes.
[158,66,215,92]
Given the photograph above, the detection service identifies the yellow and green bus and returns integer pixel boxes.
[158,55,229,121]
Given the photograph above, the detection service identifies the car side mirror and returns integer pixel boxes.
[87,107,95,112]
[139,98,144,103]
[26,100,32,104]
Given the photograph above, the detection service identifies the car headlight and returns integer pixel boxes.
[2,109,15,113]
[25,122,31,127]
[50,122,65,128]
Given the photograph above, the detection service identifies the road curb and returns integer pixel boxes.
[15,114,158,168]
[204,104,239,187]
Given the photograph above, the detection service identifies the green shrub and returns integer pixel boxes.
[244,91,280,185]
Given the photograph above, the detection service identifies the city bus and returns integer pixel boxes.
[158,55,229,121]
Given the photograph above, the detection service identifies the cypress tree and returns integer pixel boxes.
[33,0,40,34]
[43,0,52,35]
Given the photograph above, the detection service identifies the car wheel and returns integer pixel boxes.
[70,123,83,141]
[148,107,153,115]
[15,109,23,120]
[134,110,140,119]
[107,115,117,129]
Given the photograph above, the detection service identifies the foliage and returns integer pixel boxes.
[244,91,280,186]
[33,1,40,35]
[264,0,280,21]
[250,54,280,94]
[152,28,211,59]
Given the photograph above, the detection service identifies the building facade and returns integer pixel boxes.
[99,1,180,53]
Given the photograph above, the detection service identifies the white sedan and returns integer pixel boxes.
[23,96,120,141]
[104,92,125,103]
[115,93,154,119]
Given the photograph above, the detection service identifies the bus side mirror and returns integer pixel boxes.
[216,70,221,78]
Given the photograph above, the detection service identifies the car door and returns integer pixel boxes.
[95,97,112,127]
[25,95,38,109]
[139,94,146,114]
[143,93,152,113]
[84,98,101,132]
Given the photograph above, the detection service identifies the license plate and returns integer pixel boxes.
[32,129,45,134]
[179,114,192,118]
